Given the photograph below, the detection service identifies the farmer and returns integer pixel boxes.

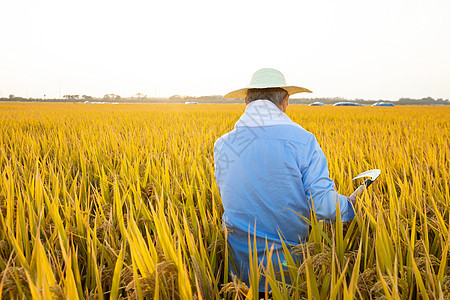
[214,68,360,292]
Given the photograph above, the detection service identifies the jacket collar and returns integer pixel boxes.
[234,99,302,129]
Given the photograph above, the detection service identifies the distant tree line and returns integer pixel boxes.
[287,97,450,105]
[1,94,449,105]
[165,95,450,105]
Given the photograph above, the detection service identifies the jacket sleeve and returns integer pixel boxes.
[301,135,355,222]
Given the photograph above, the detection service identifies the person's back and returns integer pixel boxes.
[214,69,356,292]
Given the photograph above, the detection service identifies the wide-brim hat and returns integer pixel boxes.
[224,68,312,98]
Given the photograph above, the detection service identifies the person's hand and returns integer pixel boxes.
[348,184,366,205]
[348,194,357,206]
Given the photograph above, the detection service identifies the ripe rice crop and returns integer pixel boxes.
[0,103,449,299]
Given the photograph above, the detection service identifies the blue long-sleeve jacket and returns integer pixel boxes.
[213,100,355,290]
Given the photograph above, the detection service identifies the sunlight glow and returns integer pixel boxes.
[1,0,449,100]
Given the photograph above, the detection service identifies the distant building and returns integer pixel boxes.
[84,101,109,104]
[309,102,324,106]
[333,102,365,106]
[372,102,394,107]
[185,102,198,104]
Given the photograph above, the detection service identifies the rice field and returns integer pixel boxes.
[0,103,449,299]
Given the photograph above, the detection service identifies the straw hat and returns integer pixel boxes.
[224,68,312,98]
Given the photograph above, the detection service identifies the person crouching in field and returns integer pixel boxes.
[214,68,359,294]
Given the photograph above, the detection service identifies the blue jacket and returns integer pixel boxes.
[214,100,355,290]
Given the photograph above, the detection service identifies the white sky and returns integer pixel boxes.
[1,0,449,100]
